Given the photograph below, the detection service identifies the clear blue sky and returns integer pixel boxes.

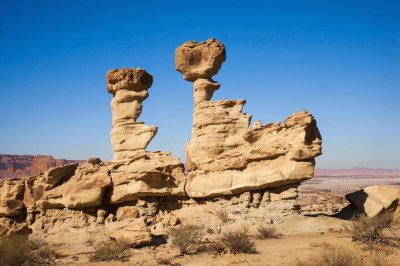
[0,0,399,169]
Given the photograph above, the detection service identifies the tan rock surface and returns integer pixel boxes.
[24,161,111,210]
[105,217,152,247]
[176,38,322,198]
[106,68,186,202]
[175,38,226,82]
[345,185,400,217]
[0,178,25,217]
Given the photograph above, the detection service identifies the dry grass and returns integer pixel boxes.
[350,212,396,247]
[0,234,59,265]
[169,224,205,254]
[220,227,257,254]
[296,244,396,266]
[157,257,182,266]
[0,234,32,266]
[206,241,226,255]
[89,239,130,262]
[257,225,282,239]
[215,209,229,223]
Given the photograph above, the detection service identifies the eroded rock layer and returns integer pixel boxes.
[106,68,186,201]
[176,38,322,198]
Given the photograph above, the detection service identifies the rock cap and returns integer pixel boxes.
[106,68,153,95]
[175,38,226,82]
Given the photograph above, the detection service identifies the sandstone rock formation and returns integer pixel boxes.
[0,39,325,255]
[24,161,111,211]
[0,179,25,217]
[0,154,81,180]
[345,185,400,218]
[106,68,186,203]
[175,38,322,198]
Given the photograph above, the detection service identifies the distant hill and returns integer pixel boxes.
[315,167,400,176]
[0,154,82,179]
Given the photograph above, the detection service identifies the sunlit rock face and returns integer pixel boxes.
[106,68,186,202]
[176,38,322,198]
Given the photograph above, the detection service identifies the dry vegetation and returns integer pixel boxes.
[220,227,257,254]
[215,208,230,223]
[0,234,32,266]
[89,239,130,262]
[296,244,396,266]
[169,224,205,254]
[257,225,282,239]
[350,212,398,247]
[0,234,60,266]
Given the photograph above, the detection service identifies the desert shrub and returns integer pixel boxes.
[215,209,229,223]
[169,224,205,254]
[0,234,32,266]
[206,241,225,255]
[350,212,393,246]
[30,235,46,250]
[257,225,282,239]
[220,227,257,254]
[34,245,60,261]
[157,257,182,266]
[89,239,130,262]
[296,245,396,266]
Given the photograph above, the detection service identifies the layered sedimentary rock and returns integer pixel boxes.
[0,179,25,217]
[24,160,111,211]
[106,68,186,202]
[176,38,322,198]
[0,154,81,180]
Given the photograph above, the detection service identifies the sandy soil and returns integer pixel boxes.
[59,214,400,266]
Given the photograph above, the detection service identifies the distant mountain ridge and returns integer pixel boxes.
[315,167,400,176]
[0,154,82,179]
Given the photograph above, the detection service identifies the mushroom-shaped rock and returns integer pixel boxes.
[175,38,226,82]
[176,38,323,198]
[106,68,153,95]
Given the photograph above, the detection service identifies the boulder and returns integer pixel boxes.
[175,38,322,198]
[0,217,30,239]
[105,217,152,247]
[116,206,140,221]
[0,179,25,217]
[24,161,111,210]
[345,186,400,217]
[175,38,226,82]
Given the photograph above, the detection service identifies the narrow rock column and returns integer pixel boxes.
[175,38,226,106]
[106,68,187,202]
[106,68,156,161]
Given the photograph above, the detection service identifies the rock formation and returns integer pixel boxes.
[0,38,325,256]
[175,38,322,198]
[345,185,400,218]
[0,179,25,217]
[106,68,186,203]
[23,161,111,211]
[0,154,81,180]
